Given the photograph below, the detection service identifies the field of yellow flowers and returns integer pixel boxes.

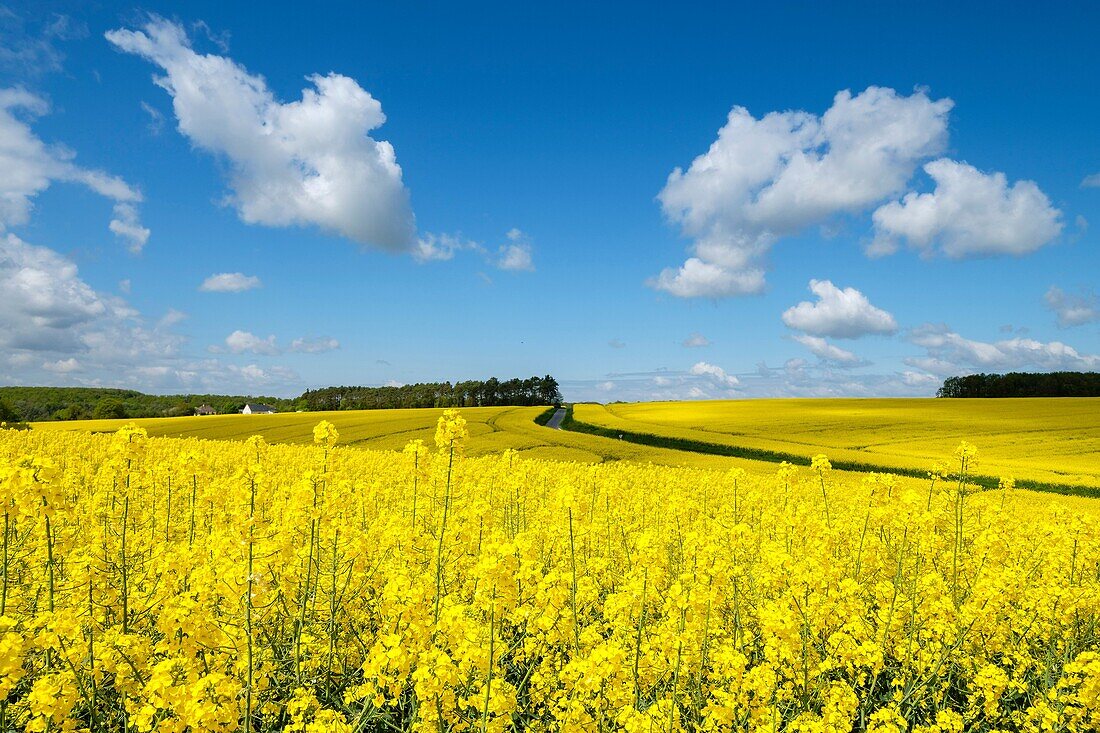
[31,406,777,472]
[1,412,1098,732]
[575,399,1100,489]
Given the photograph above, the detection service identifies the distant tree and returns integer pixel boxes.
[0,398,20,423]
[93,398,128,420]
[938,372,1100,398]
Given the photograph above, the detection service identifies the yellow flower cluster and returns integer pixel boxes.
[0,419,1097,732]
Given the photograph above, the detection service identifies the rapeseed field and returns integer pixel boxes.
[0,412,1097,731]
[576,399,1100,489]
[30,407,777,473]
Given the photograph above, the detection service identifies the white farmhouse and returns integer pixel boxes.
[241,403,276,415]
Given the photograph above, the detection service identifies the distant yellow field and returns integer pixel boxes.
[30,406,781,473]
[575,398,1100,488]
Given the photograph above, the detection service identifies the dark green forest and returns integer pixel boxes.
[299,376,562,411]
[0,387,295,423]
[0,375,562,422]
[937,372,1100,398]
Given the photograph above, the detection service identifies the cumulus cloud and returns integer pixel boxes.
[782,279,897,338]
[0,87,148,248]
[107,17,415,251]
[652,86,952,297]
[42,357,81,373]
[870,160,1062,258]
[907,324,1100,375]
[158,309,188,328]
[0,232,184,366]
[682,333,711,348]
[495,228,535,271]
[1044,286,1099,327]
[109,203,151,253]
[689,361,740,388]
[222,330,278,355]
[199,272,261,292]
[792,334,862,365]
[290,336,340,353]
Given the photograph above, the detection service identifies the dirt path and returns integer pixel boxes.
[545,407,566,429]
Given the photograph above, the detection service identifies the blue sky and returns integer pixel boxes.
[1,1,1097,401]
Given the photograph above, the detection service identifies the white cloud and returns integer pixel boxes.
[495,228,535,271]
[118,278,131,294]
[290,336,340,353]
[497,243,534,271]
[222,330,278,355]
[907,323,1100,374]
[682,332,711,348]
[652,86,952,297]
[782,279,897,338]
[689,361,740,388]
[608,339,626,349]
[140,100,164,134]
[412,233,481,263]
[1082,173,1100,188]
[792,334,862,365]
[158,308,188,328]
[199,272,261,292]
[902,370,938,387]
[870,159,1062,258]
[0,233,183,367]
[0,87,148,248]
[42,357,81,373]
[107,17,414,251]
[1044,286,1099,327]
[649,257,765,298]
[109,203,151,253]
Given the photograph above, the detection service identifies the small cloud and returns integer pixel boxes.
[596,381,616,392]
[792,334,862,365]
[158,308,187,328]
[689,361,740,388]
[376,359,391,366]
[1044,286,1099,327]
[43,357,81,373]
[109,203,151,253]
[497,243,534,271]
[682,332,711,348]
[495,229,535,272]
[608,339,626,349]
[141,101,164,135]
[199,272,262,292]
[118,278,131,294]
[1081,173,1100,188]
[413,233,482,263]
[290,336,340,354]
[222,330,278,355]
[782,279,897,338]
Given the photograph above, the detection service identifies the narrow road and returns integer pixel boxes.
[545,407,566,430]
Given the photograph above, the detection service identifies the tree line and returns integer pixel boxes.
[0,387,295,423]
[299,376,563,411]
[0,375,563,423]
[937,372,1100,398]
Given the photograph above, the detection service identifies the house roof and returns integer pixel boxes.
[243,403,276,412]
